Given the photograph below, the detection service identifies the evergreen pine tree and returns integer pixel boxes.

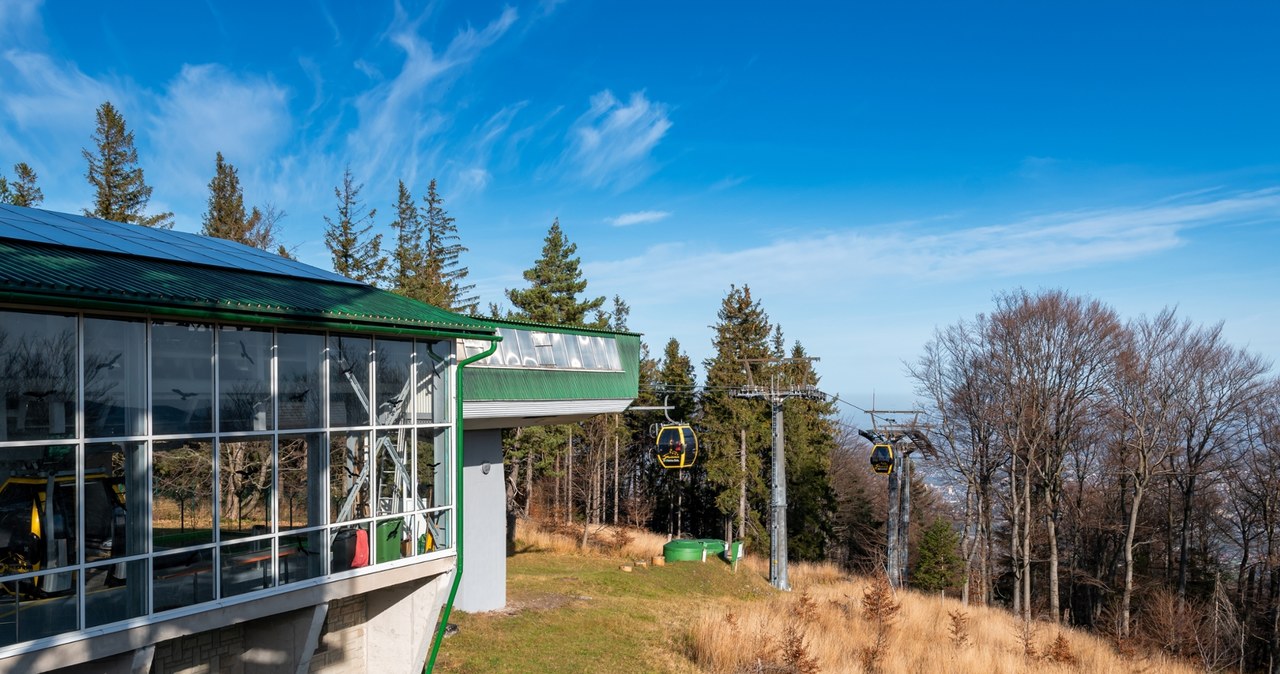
[0,163,43,207]
[422,180,477,313]
[505,218,605,326]
[324,165,386,285]
[202,152,249,241]
[697,284,774,549]
[389,180,428,301]
[201,153,285,251]
[82,101,173,228]
[912,518,963,593]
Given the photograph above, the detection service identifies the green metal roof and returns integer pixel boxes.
[464,333,640,401]
[0,238,495,338]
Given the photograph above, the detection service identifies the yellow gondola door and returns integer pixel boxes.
[656,425,698,469]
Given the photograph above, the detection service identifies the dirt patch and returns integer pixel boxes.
[497,592,593,615]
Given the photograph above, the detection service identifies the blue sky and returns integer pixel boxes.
[2,0,1278,413]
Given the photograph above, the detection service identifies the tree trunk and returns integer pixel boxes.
[613,427,619,525]
[1046,509,1060,624]
[525,442,534,518]
[1122,481,1146,638]
[961,483,976,606]
[1011,458,1022,615]
[1022,454,1033,624]
[1178,472,1197,598]
[567,433,574,525]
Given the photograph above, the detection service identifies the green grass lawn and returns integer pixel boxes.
[434,549,771,673]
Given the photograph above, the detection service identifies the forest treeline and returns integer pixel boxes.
[8,101,1280,673]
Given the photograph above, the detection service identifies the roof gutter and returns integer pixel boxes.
[424,336,500,673]
[0,290,495,341]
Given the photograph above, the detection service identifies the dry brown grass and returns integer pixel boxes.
[689,561,1201,674]
[513,517,670,560]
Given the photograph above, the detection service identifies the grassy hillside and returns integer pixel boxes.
[434,522,1197,673]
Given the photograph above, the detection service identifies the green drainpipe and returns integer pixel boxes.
[425,337,499,673]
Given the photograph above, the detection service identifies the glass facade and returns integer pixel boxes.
[0,309,456,650]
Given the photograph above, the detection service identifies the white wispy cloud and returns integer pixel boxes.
[585,188,1280,403]
[605,210,671,227]
[563,90,671,191]
[588,188,1280,311]
[0,0,42,45]
[149,64,291,208]
[348,6,518,186]
[709,175,748,192]
[0,47,129,212]
[444,103,527,201]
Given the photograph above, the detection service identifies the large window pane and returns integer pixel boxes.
[0,444,77,578]
[219,437,273,538]
[330,432,369,523]
[152,322,213,435]
[86,442,147,559]
[329,336,370,427]
[219,327,273,432]
[414,341,450,424]
[220,539,274,598]
[85,558,147,628]
[152,440,214,549]
[412,426,451,556]
[515,331,539,367]
[330,524,370,572]
[85,441,147,628]
[577,335,599,369]
[279,434,324,531]
[0,570,79,646]
[417,428,449,510]
[277,332,323,430]
[0,310,76,441]
[374,430,412,516]
[152,549,213,612]
[374,339,412,425]
[84,317,146,438]
[279,530,325,585]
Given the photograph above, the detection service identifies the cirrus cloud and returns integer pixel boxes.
[605,210,671,227]
[563,90,671,191]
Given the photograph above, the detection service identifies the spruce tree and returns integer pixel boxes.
[199,152,283,251]
[506,218,605,327]
[324,165,386,285]
[422,180,477,313]
[0,162,43,207]
[82,101,173,228]
[697,284,774,549]
[912,518,963,593]
[389,180,428,301]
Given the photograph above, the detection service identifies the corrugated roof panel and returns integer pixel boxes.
[0,239,494,336]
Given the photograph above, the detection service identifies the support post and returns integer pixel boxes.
[886,449,901,587]
[769,399,789,591]
[898,447,911,587]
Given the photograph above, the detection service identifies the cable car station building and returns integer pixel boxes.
[0,205,639,673]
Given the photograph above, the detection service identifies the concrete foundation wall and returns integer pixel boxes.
[456,429,506,613]
[20,558,455,674]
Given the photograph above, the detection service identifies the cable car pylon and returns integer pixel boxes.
[859,409,936,588]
